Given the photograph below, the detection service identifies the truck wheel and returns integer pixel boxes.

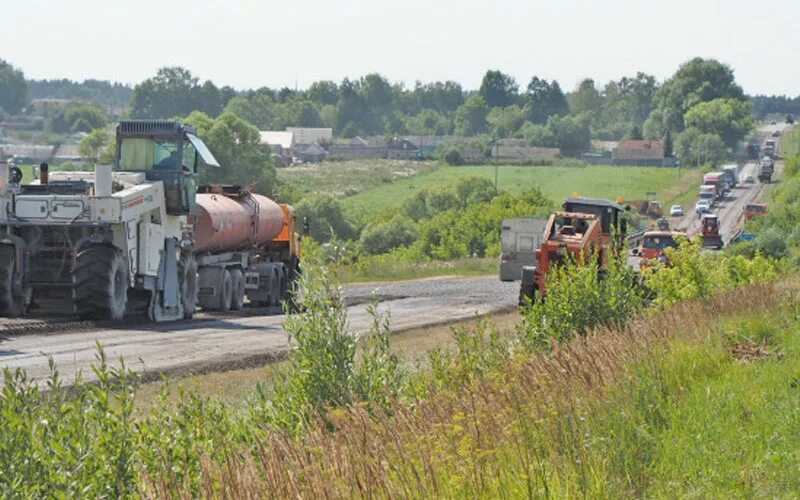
[518,283,536,307]
[219,269,233,312]
[180,254,198,319]
[277,266,288,304]
[229,268,245,310]
[73,245,127,320]
[0,245,25,317]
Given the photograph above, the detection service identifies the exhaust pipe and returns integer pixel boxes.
[39,162,49,184]
[95,164,112,197]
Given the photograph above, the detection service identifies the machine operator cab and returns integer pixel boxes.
[115,120,220,215]
[561,197,629,249]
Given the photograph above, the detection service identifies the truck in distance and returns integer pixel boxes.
[499,217,547,281]
[758,156,775,183]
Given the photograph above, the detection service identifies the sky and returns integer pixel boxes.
[1,0,798,96]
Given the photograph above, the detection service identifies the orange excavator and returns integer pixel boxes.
[518,198,628,305]
[518,211,605,304]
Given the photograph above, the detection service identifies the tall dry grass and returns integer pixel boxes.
[143,284,780,498]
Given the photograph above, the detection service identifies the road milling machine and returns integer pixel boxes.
[0,120,302,321]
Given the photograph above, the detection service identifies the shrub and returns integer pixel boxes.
[266,259,403,434]
[359,215,417,255]
[755,227,789,259]
[442,147,465,166]
[518,255,644,351]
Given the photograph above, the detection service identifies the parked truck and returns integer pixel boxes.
[759,156,775,183]
[0,120,301,320]
[499,217,547,281]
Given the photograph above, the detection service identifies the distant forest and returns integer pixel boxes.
[26,79,132,108]
[21,77,799,122]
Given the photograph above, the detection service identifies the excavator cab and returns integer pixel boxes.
[116,121,220,215]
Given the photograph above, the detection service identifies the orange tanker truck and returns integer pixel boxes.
[193,185,303,312]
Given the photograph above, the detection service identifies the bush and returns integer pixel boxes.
[518,256,644,351]
[359,215,417,255]
[645,240,780,307]
[755,227,789,259]
[295,195,358,243]
[265,259,403,433]
[442,147,465,166]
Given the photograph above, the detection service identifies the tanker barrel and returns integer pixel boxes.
[194,192,285,253]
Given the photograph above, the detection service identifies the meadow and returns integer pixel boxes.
[341,163,702,221]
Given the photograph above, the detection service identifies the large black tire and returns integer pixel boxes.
[229,268,245,311]
[73,245,128,320]
[0,245,25,317]
[518,283,536,307]
[180,253,198,319]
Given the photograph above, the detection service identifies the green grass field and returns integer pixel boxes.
[343,164,702,220]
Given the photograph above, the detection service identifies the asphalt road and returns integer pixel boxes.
[0,276,518,384]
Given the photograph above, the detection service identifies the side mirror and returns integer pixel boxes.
[631,248,639,256]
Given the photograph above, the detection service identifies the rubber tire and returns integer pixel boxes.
[518,283,536,307]
[0,245,25,317]
[180,254,198,319]
[229,268,245,311]
[73,245,128,320]
[219,268,233,312]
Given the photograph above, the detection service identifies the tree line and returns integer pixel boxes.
[0,55,788,164]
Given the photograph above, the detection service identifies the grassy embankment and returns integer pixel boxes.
[141,284,800,497]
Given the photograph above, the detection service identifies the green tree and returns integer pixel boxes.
[663,129,674,157]
[405,109,450,135]
[674,127,727,167]
[131,67,226,119]
[520,121,557,147]
[645,57,744,135]
[569,79,602,116]
[79,128,110,163]
[183,111,277,195]
[223,92,276,129]
[50,102,108,133]
[0,59,28,114]
[548,114,591,156]
[359,215,418,255]
[454,96,489,136]
[478,70,519,108]
[487,105,525,138]
[413,81,464,116]
[305,80,339,106]
[294,195,357,242]
[523,77,569,124]
[683,98,754,149]
[626,125,643,140]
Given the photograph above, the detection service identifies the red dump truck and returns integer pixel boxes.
[194,185,303,312]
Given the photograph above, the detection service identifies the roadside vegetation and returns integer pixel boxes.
[0,224,789,496]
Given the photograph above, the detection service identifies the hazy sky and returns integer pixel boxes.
[2,0,798,95]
